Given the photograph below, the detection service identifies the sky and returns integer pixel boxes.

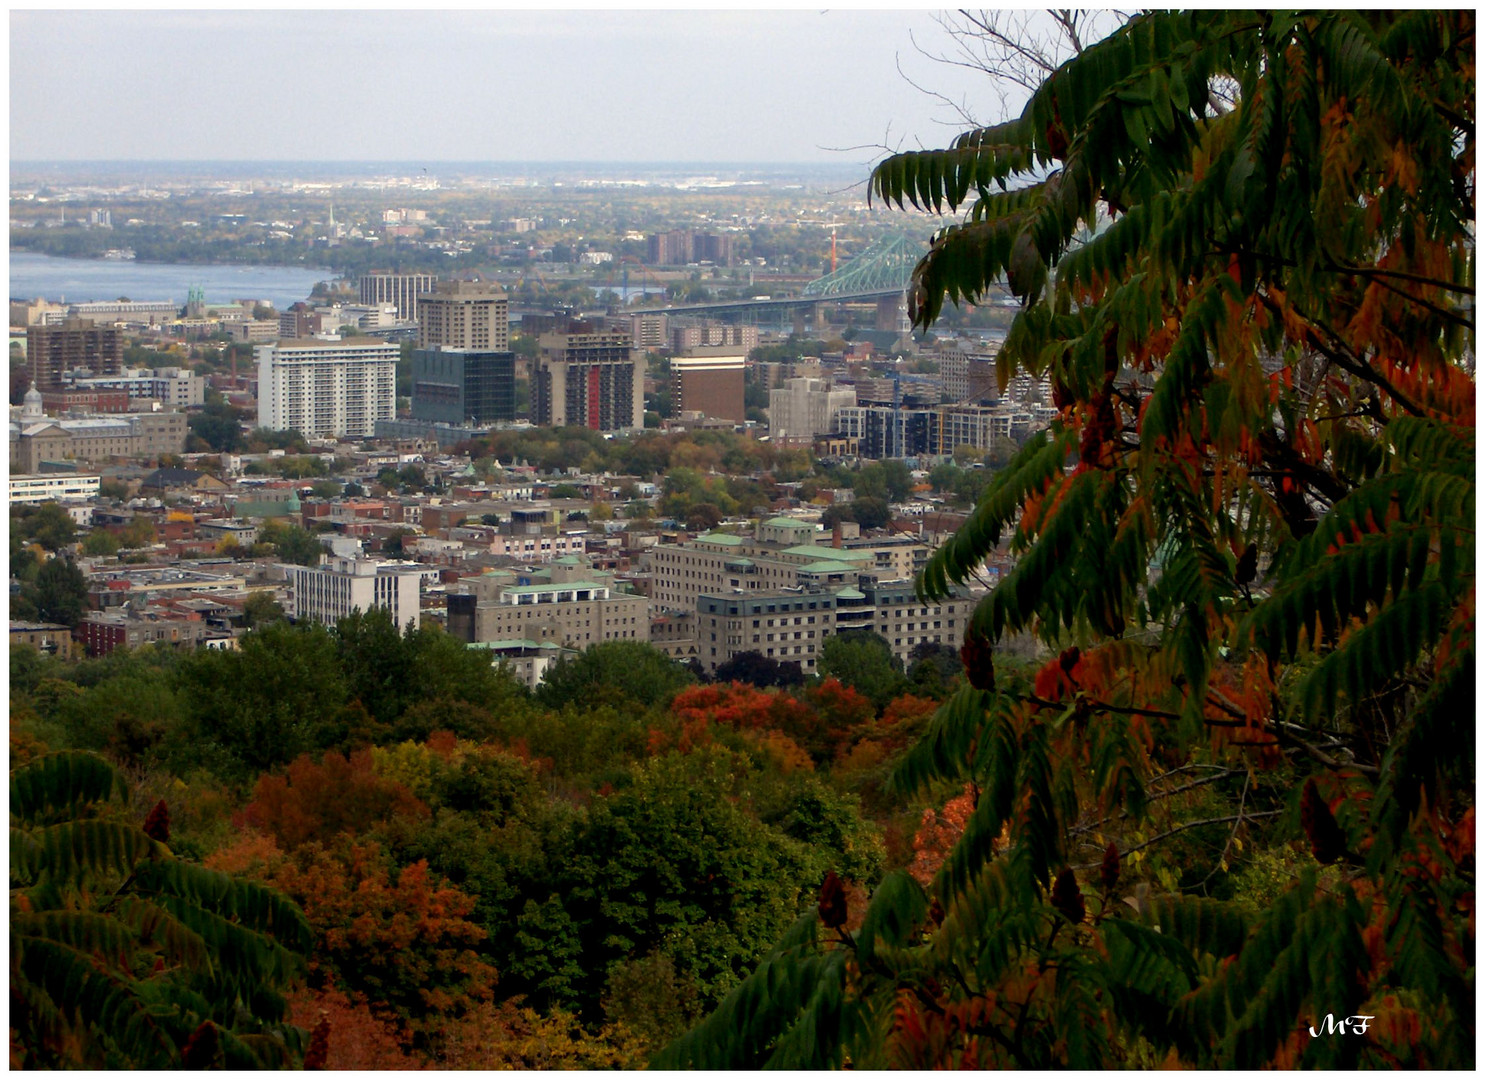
[10,8,1046,165]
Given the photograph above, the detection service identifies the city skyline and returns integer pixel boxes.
[12,10,1035,166]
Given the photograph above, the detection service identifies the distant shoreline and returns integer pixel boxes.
[8,251,335,308]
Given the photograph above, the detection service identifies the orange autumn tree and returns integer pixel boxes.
[209,836,496,1054]
[658,11,1473,1070]
[240,748,428,850]
[666,680,874,763]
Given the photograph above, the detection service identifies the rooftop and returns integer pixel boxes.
[780,544,874,561]
[501,581,607,595]
[694,532,747,546]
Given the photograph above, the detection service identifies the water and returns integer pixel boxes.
[8,251,334,310]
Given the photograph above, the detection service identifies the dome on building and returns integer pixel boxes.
[21,383,43,420]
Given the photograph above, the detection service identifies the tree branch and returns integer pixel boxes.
[1075,809,1283,867]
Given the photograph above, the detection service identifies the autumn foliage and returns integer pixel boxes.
[239,749,429,849]
[210,834,495,1039]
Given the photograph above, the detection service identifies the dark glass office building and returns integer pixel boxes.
[410,347,516,424]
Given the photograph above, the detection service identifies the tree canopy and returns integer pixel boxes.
[659,11,1474,1070]
[11,751,312,1068]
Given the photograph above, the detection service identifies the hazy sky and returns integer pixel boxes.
[11,9,1037,164]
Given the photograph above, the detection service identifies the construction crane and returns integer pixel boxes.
[808,222,847,274]
[616,255,666,304]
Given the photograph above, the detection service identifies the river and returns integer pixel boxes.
[8,251,335,310]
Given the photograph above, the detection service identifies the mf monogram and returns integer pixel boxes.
[1308,1014,1375,1037]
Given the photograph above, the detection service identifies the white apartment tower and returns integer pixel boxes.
[256,339,399,438]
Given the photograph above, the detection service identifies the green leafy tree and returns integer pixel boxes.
[816,631,906,711]
[258,520,324,566]
[16,555,90,627]
[242,590,287,628]
[186,402,245,453]
[512,749,829,1018]
[15,502,78,551]
[119,516,157,549]
[661,11,1474,1070]
[10,751,313,1068]
[82,529,122,557]
[169,621,348,780]
[536,640,696,711]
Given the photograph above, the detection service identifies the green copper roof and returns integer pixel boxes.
[834,587,866,600]
[762,516,812,528]
[800,560,856,573]
[780,544,874,561]
[695,532,746,546]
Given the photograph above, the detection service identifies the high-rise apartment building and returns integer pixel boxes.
[417,280,509,351]
[620,312,669,350]
[26,318,124,390]
[256,339,399,438]
[646,230,735,267]
[671,352,746,422]
[359,272,437,320]
[938,340,1001,405]
[533,331,642,431]
[409,280,515,426]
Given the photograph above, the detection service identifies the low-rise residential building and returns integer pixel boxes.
[284,556,425,631]
[76,611,210,657]
[10,620,78,660]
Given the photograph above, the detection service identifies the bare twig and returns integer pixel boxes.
[1071,809,1284,868]
[1198,768,1251,890]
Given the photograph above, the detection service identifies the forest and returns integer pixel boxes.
[12,617,966,1067]
[10,9,1474,1071]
